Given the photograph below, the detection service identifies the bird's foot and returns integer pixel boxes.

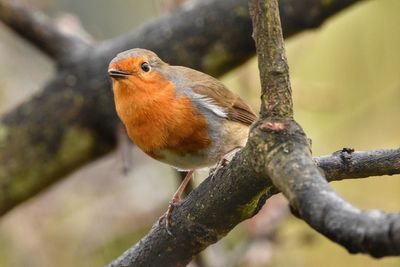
[209,158,229,179]
[158,196,181,236]
[158,170,194,235]
[209,147,242,179]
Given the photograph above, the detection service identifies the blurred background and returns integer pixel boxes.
[0,0,399,266]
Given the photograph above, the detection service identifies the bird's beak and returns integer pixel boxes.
[108,68,130,79]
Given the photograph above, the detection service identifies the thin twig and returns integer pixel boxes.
[316,147,400,181]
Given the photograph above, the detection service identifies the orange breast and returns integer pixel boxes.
[112,75,211,159]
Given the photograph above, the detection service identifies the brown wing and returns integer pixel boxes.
[173,66,258,126]
[228,97,258,125]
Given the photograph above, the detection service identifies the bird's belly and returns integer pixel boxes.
[148,120,250,170]
[154,148,215,170]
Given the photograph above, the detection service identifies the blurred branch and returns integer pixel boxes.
[161,0,187,12]
[0,0,363,216]
[0,0,90,60]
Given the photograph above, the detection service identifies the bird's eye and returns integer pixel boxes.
[141,62,150,72]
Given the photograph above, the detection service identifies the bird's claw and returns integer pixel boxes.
[209,158,229,179]
[209,147,242,180]
[158,198,181,236]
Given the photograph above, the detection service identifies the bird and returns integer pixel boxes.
[108,48,257,232]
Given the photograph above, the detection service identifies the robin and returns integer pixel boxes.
[108,48,257,232]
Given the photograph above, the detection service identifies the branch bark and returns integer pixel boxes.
[249,0,400,259]
[316,148,400,181]
[107,147,400,267]
[0,0,363,216]
[254,120,400,257]
[250,0,293,118]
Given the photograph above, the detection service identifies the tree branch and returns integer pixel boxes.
[0,0,90,60]
[255,120,400,257]
[0,0,364,216]
[248,0,400,258]
[3,0,396,264]
[249,0,293,118]
[107,146,400,267]
[316,147,400,182]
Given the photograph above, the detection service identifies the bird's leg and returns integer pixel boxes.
[210,146,243,178]
[159,169,195,235]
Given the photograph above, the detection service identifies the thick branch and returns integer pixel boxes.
[108,146,400,267]
[249,0,400,258]
[108,149,267,267]
[0,0,364,215]
[0,0,90,60]
[255,120,400,257]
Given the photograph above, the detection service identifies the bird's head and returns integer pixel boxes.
[108,48,169,89]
